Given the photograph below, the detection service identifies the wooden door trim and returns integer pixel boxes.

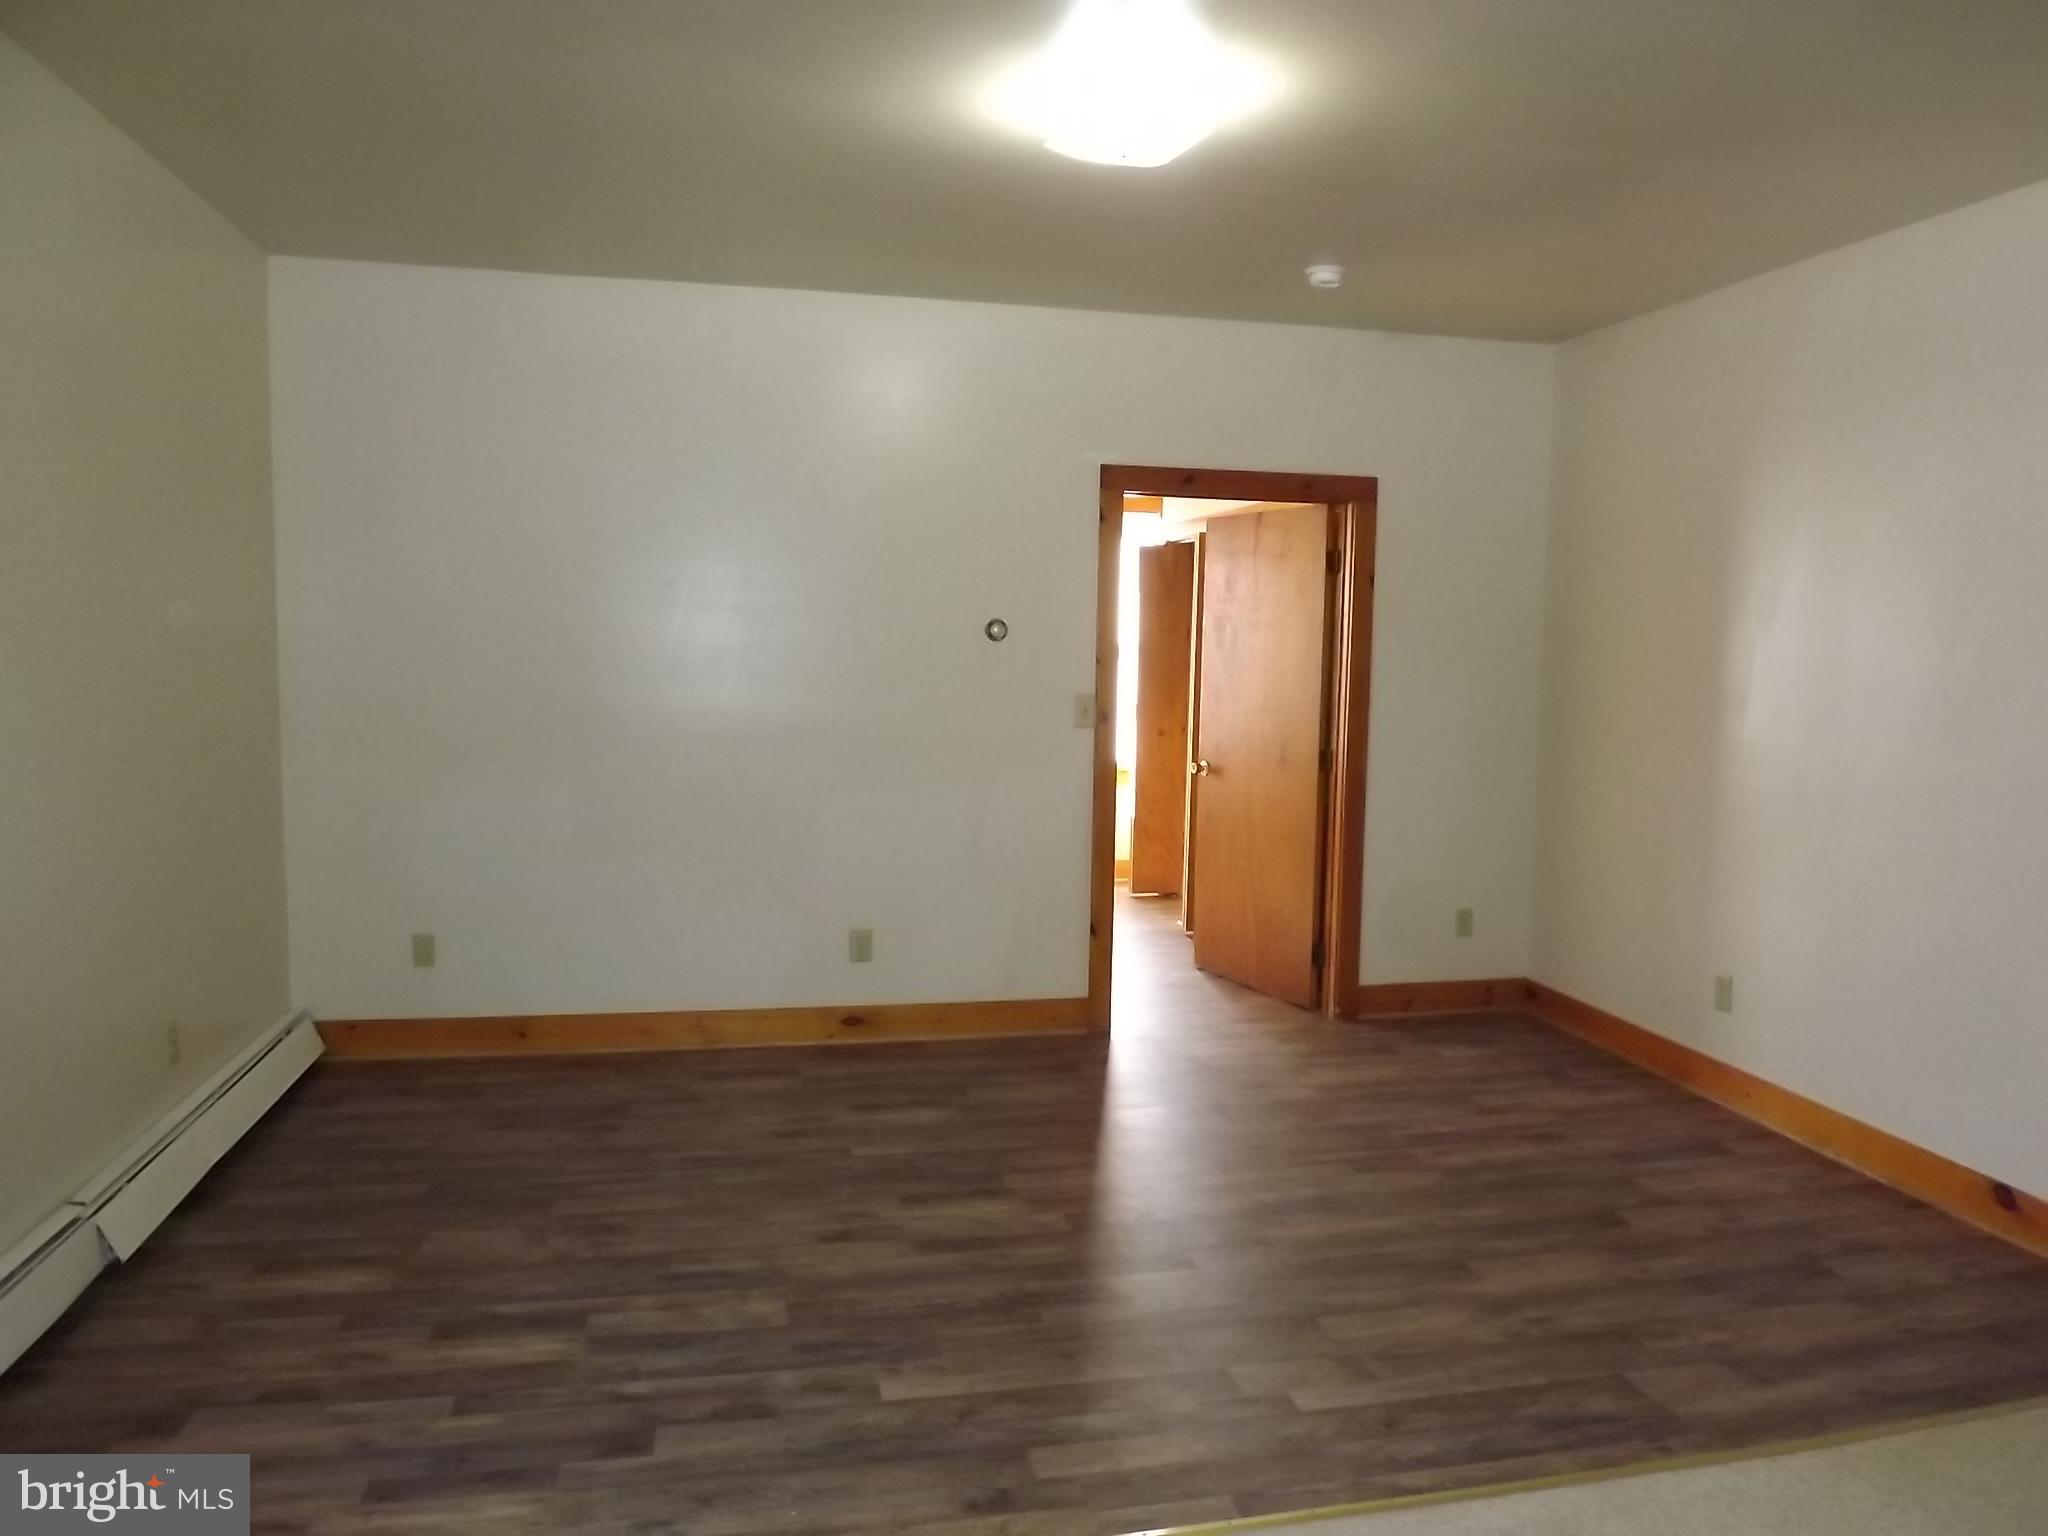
[1095,467,1379,1027]
[1322,496,1377,1016]
[1109,466,1381,504]
[1181,530,1206,932]
[1090,485,1123,1030]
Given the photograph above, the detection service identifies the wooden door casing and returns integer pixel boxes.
[1181,531,1206,932]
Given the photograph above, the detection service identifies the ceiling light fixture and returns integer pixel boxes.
[985,0,1279,169]
[1305,264,1344,289]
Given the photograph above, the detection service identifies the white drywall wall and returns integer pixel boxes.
[1537,178,2048,1194]
[270,257,1553,1018]
[0,35,288,1254]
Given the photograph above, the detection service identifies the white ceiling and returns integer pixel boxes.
[8,0,2048,340]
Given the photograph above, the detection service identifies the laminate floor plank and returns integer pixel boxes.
[4,893,2045,1534]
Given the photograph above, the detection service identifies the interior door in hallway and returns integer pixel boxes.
[1130,539,1196,895]
[1189,503,1336,1008]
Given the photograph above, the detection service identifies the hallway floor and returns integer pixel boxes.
[3,891,2046,1535]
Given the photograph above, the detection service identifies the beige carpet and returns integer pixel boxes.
[1170,1404,2048,1536]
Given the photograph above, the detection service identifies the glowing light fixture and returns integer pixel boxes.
[985,0,1278,168]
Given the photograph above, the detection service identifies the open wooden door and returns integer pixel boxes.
[1188,503,1337,1008]
[1130,540,1196,895]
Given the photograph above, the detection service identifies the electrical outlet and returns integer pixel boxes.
[167,1021,181,1067]
[1073,693,1096,729]
[412,932,437,968]
[1455,907,1475,938]
[848,928,874,963]
[1714,973,1735,1013]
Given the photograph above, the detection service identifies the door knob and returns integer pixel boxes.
[1190,759,1211,776]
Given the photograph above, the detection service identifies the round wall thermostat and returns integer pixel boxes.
[984,618,1009,642]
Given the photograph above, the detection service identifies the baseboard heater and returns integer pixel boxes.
[0,1011,323,1374]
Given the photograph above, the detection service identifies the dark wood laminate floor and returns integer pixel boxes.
[6,894,2048,1535]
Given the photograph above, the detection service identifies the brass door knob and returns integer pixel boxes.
[1190,759,1211,776]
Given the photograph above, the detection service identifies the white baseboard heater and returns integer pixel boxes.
[0,1011,323,1374]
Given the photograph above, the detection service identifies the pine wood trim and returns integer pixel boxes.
[1089,484,1123,1032]
[1180,531,1206,932]
[1105,465,1382,504]
[1348,977,1527,1017]
[1321,495,1377,1015]
[317,997,1092,1059]
[1525,981,2048,1260]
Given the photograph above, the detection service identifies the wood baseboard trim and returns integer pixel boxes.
[1525,980,2048,1260]
[1347,978,1528,1017]
[318,997,1093,1060]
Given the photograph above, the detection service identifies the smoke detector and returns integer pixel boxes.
[1305,263,1344,290]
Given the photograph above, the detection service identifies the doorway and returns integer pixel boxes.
[1091,467,1378,1029]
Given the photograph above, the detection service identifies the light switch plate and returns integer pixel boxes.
[1714,973,1734,1013]
[848,928,874,963]
[1073,693,1096,729]
[1455,907,1475,938]
[412,933,436,968]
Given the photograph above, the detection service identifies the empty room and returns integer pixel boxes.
[5,3,2048,1533]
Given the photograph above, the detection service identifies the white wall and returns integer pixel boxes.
[1536,178,2048,1195]
[271,258,1553,1019]
[0,36,288,1253]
